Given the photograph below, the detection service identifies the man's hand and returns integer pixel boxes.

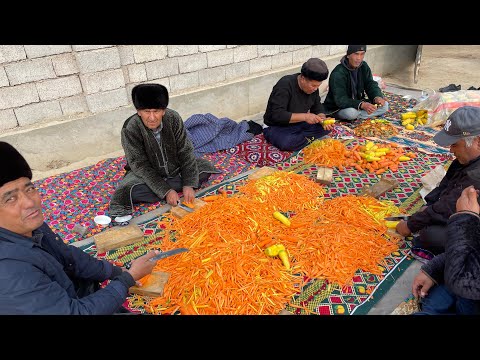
[456,185,480,213]
[375,97,386,107]
[412,270,435,300]
[304,113,325,124]
[361,102,377,114]
[182,186,195,204]
[166,190,179,206]
[126,250,160,281]
[395,220,412,236]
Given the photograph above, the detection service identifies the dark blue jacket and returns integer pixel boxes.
[0,222,135,314]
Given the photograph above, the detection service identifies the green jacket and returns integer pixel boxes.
[323,57,383,114]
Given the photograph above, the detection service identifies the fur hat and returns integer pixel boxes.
[0,141,32,188]
[347,45,367,55]
[132,83,169,110]
[300,58,329,82]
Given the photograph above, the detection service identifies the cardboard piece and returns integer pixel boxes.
[93,224,144,253]
[129,271,171,297]
[316,167,333,185]
[248,166,277,180]
[359,177,399,198]
[170,198,207,219]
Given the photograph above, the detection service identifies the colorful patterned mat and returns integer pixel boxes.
[34,152,257,243]
[77,140,452,315]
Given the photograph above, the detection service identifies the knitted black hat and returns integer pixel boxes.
[0,141,32,188]
[300,58,329,81]
[347,45,367,55]
[131,83,169,110]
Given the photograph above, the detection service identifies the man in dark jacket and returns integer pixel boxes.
[323,45,388,121]
[396,106,480,254]
[109,83,219,217]
[0,141,159,314]
[412,185,480,314]
[263,58,335,151]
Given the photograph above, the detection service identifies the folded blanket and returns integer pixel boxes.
[185,113,254,156]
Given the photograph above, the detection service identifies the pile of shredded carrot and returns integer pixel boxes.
[134,172,401,315]
[303,139,349,169]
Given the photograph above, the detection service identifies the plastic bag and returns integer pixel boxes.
[413,90,480,127]
[373,74,386,90]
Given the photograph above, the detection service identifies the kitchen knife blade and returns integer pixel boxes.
[177,202,194,213]
[149,247,189,262]
[384,215,410,221]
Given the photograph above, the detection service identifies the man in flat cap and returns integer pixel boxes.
[109,83,219,217]
[396,106,480,257]
[263,58,334,151]
[324,45,388,121]
[0,141,159,314]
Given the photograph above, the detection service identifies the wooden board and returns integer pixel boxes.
[170,198,207,219]
[248,166,277,181]
[93,224,144,253]
[359,177,399,198]
[129,271,171,297]
[316,167,333,185]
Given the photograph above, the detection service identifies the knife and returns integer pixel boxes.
[125,248,189,269]
[384,215,410,221]
[176,202,194,213]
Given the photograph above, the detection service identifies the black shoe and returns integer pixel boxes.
[468,86,477,90]
[439,84,461,92]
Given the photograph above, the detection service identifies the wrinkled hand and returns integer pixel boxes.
[322,122,335,131]
[456,185,480,213]
[305,113,325,124]
[395,220,412,236]
[412,270,434,300]
[375,97,386,107]
[362,102,378,114]
[127,250,160,281]
[182,186,195,204]
[166,190,179,206]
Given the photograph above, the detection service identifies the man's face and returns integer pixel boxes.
[450,137,480,164]
[138,108,165,130]
[347,51,366,69]
[299,75,322,95]
[0,177,44,237]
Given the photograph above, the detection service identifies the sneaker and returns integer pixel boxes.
[410,246,435,264]
[439,84,461,93]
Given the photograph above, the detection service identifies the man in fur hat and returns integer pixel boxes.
[0,141,159,314]
[109,83,219,217]
[323,45,389,121]
[263,58,335,151]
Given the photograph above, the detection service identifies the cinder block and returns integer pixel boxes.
[5,58,56,85]
[145,58,179,80]
[178,53,207,73]
[0,109,17,131]
[169,72,198,93]
[127,64,147,83]
[80,69,126,94]
[271,52,293,69]
[15,100,62,126]
[75,48,121,74]
[118,46,135,65]
[249,57,272,74]
[258,45,279,57]
[226,45,237,49]
[0,67,9,87]
[234,45,257,62]
[60,95,89,116]
[279,45,295,53]
[85,88,128,113]
[73,45,114,52]
[199,45,226,52]
[167,45,198,57]
[24,45,71,58]
[225,61,249,81]
[0,46,26,63]
[330,45,347,56]
[132,45,167,63]
[311,45,330,59]
[292,48,313,64]
[52,53,79,76]
[0,83,39,110]
[198,67,225,86]
[207,49,234,68]
[37,76,82,101]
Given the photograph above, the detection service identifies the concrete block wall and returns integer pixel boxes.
[0,45,417,171]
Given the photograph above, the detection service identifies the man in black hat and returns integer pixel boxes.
[109,83,219,217]
[263,58,335,151]
[0,141,159,314]
[395,106,480,256]
[323,45,388,121]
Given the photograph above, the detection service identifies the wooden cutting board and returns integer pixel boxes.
[93,224,144,253]
[248,166,277,180]
[170,198,207,219]
[129,271,171,297]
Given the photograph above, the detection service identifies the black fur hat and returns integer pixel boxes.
[131,83,169,110]
[300,58,329,82]
[0,141,32,188]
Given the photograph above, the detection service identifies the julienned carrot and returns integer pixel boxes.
[202,195,222,202]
